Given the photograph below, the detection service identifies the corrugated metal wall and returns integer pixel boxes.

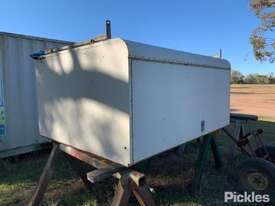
[0,32,72,157]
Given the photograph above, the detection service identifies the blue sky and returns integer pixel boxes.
[0,0,273,75]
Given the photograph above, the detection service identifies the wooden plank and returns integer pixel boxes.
[133,185,156,206]
[230,113,258,121]
[87,164,122,183]
[112,170,156,206]
[28,143,59,206]
[111,177,132,206]
[210,137,222,170]
[129,171,145,186]
[128,170,155,206]
[59,144,115,169]
[191,134,212,195]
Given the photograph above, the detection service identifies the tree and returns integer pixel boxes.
[231,70,275,84]
[268,72,275,83]
[250,0,275,63]
[231,70,245,83]
[244,73,270,83]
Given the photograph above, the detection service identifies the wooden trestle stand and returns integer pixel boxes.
[28,142,156,206]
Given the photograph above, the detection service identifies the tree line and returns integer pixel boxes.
[231,70,275,84]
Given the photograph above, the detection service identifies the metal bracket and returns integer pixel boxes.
[106,20,112,39]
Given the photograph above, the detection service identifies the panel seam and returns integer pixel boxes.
[129,58,134,165]
[130,57,230,71]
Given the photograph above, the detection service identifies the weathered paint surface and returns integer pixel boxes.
[0,32,71,157]
[35,39,131,165]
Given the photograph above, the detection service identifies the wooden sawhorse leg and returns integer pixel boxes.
[111,171,156,206]
[28,143,59,206]
[191,133,222,196]
[29,143,155,206]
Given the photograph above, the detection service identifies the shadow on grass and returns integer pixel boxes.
[0,150,76,185]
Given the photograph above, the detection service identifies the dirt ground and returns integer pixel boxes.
[230,84,275,121]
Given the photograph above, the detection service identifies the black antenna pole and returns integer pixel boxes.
[106,20,111,39]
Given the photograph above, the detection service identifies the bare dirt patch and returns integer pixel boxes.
[230,84,275,121]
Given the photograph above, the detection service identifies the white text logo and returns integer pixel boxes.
[224,191,270,203]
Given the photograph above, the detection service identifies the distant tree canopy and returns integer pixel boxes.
[250,0,275,63]
[231,70,245,83]
[231,69,275,84]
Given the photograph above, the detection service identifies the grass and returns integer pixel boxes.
[0,120,275,206]
[231,84,275,93]
[0,151,79,206]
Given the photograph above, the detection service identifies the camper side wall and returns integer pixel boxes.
[131,59,230,163]
[36,39,132,166]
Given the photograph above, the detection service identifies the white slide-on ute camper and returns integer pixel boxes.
[32,38,231,166]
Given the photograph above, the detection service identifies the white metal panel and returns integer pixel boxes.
[34,38,230,166]
[125,40,230,69]
[131,60,230,163]
[0,33,71,157]
[36,39,131,165]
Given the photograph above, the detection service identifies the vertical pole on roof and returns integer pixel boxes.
[219,49,223,58]
[106,20,112,39]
